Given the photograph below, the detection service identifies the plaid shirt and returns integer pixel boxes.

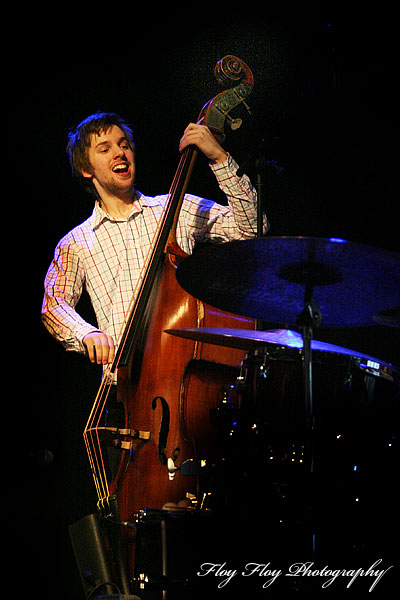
[42,155,266,353]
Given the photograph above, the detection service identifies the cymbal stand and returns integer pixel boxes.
[296,280,322,560]
[296,281,322,470]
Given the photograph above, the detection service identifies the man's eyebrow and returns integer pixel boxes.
[94,136,129,149]
[117,136,130,145]
[94,140,110,149]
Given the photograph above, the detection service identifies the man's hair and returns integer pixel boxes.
[66,111,135,196]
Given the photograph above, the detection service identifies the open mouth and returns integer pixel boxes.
[112,163,129,174]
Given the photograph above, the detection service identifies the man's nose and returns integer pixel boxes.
[113,145,125,158]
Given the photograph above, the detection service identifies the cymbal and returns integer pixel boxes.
[373,306,400,328]
[176,237,400,327]
[165,327,400,383]
[164,326,394,362]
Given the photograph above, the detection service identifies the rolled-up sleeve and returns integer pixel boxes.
[177,155,268,253]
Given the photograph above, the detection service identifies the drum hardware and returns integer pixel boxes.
[237,347,271,382]
[295,278,322,474]
[209,384,241,439]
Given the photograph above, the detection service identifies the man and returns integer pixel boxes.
[42,111,267,367]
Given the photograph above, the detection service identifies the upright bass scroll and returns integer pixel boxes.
[198,55,254,134]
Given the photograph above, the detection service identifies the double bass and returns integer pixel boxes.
[83,55,257,595]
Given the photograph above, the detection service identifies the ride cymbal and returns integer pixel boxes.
[176,237,400,328]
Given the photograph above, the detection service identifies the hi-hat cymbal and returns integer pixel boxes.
[176,237,400,328]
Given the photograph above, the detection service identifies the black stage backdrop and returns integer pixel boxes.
[17,7,399,598]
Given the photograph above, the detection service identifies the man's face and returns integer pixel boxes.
[82,125,136,200]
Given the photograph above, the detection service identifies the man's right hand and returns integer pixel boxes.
[83,331,115,365]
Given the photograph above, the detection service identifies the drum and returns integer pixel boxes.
[237,331,400,474]
[230,332,400,560]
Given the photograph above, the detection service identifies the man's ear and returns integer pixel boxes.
[81,169,93,179]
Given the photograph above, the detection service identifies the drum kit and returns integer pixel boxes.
[174,235,400,424]
[168,237,400,563]
[131,237,399,597]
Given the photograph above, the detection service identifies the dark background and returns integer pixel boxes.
[20,6,399,598]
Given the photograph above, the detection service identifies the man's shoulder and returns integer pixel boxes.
[57,210,97,249]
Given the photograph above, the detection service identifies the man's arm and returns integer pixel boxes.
[179,123,268,239]
[41,240,115,365]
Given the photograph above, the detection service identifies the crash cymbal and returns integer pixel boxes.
[176,237,400,327]
[165,326,270,350]
[165,327,400,383]
[164,326,387,357]
[165,326,400,381]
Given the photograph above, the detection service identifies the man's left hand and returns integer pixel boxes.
[179,123,228,163]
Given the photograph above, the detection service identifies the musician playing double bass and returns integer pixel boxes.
[41,111,268,364]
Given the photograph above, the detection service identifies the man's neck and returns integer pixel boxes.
[99,192,135,220]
